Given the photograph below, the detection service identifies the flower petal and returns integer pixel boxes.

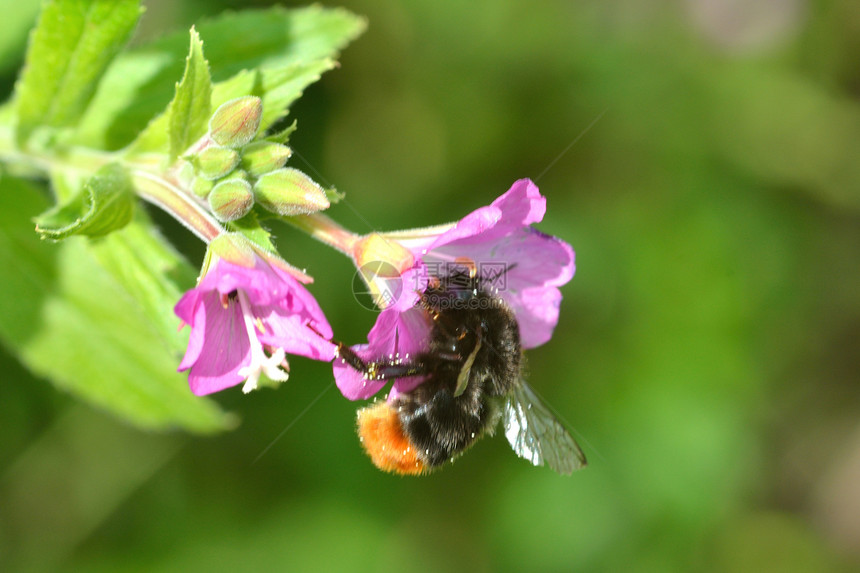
[333,345,388,400]
[427,179,547,249]
[490,178,546,227]
[175,289,205,370]
[182,291,252,395]
[505,286,564,349]
[255,304,336,360]
[337,178,573,401]
[334,307,433,401]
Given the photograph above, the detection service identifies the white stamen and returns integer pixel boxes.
[235,290,289,393]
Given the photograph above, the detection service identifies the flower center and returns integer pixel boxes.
[235,290,289,393]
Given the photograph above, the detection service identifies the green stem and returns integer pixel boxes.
[131,170,223,243]
[1,125,370,261]
[288,213,361,257]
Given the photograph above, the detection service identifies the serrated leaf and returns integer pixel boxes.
[14,0,141,145]
[130,58,331,156]
[255,60,336,133]
[34,163,135,239]
[210,69,259,107]
[0,175,232,432]
[88,210,199,350]
[168,28,212,159]
[76,6,365,150]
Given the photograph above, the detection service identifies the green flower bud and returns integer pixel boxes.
[209,96,263,148]
[194,146,240,180]
[177,160,196,188]
[240,141,292,177]
[204,233,257,270]
[191,176,214,197]
[208,178,254,222]
[224,169,250,181]
[253,168,331,217]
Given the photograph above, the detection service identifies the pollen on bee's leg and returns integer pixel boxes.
[356,402,425,475]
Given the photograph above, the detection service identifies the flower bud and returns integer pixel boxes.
[240,141,292,177]
[209,96,263,148]
[353,233,415,274]
[194,146,240,180]
[208,178,254,222]
[177,160,196,188]
[191,176,214,197]
[253,168,330,216]
[204,232,257,270]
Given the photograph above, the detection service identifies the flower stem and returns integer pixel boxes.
[288,213,361,257]
[131,170,223,243]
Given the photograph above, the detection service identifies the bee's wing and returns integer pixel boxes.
[503,382,587,475]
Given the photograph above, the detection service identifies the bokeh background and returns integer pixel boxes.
[2,0,860,571]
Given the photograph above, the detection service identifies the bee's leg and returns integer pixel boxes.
[335,342,438,381]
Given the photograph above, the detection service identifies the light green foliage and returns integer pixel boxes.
[79,6,366,151]
[87,211,199,353]
[255,60,338,133]
[224,210,277,253]
[0,176,231,432]
[325,188,345,204]
[167,28,212,159]
[130,57,342,155]
[14,0,141,144]
[0,1,365,438]
[264,120,297,144]
[0,0,41,73]
[33,163,135,239]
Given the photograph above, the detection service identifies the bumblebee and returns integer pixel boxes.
[337,270,586,475]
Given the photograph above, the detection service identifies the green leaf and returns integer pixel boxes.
[88,210,199,351]
[130,59,331,156]
[14,0,141,145]
[0,0,40,75]
[265,120,297,144]
[325,188,346,204]
[0,175,232,432]
[34,163,135,239]
[76,6,366,150]
[168,27,212,160]
[255,60,337,133]
[226,209,276,253]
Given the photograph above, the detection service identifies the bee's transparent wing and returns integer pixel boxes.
[504,383,587,474]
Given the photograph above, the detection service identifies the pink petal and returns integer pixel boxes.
[490,178,546,227]
[175,290,205,370]
[333,345,388,400]
[254,303,336,360]
[427,179,547,250]
[504,286,564,349]
[183,291,252,395]
[333,307,433,401]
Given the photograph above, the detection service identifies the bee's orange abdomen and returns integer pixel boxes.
[356,401,425,475]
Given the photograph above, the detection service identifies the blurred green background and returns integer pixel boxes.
[2,0,860,571]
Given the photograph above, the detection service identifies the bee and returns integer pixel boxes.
[336,267,587,475]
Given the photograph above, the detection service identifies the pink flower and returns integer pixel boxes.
[175,235,336,395]
[334,178,574,400]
